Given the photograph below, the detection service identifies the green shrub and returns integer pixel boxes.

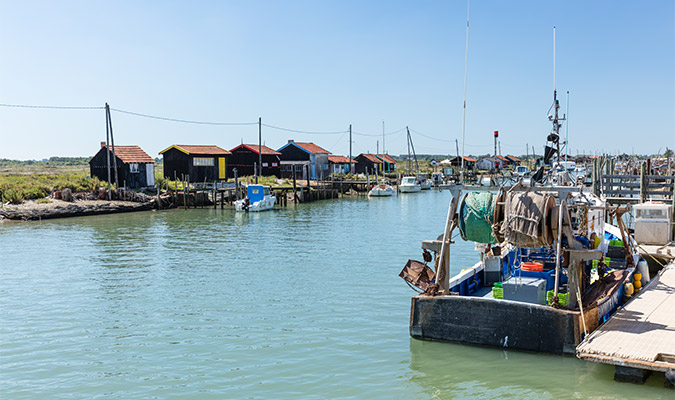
[35,198,52,204]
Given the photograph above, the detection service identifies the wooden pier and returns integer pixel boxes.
[576,261,675,387]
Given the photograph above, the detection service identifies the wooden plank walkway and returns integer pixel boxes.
[576,261,675,373]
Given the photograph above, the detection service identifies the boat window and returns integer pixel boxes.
[264,187,270,195]
[251,188,259,194]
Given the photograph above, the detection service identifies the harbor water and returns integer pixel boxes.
[1,190,670,399]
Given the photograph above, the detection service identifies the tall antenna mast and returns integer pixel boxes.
[460,0,470,183]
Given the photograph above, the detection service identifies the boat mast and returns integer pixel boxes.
[460,0,470,183]
[550,26,565,168]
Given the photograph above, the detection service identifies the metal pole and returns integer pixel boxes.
[554,198,565,297]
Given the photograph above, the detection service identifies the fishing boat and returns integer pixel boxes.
[399,176,421,193]
[401,185,642,355]
[234,184,276,212]
[400,24,644,355]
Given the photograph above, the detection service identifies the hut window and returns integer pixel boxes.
[193,157,214,166]
[129,163,139,173]
[262,162,269,167]
[272,162,278,167]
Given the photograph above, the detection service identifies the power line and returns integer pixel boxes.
[352,127,405,137]
[0,103,104,110]
[110,107,257,126]
[261,123,348,135]
[409,129,454,143]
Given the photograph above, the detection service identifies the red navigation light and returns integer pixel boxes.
[494,131,499,137]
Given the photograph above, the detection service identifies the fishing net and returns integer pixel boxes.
[459,192,497,244]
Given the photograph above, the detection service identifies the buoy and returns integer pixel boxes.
[637,260,650,287]
[633,273,642,290]
[624,282,634,297]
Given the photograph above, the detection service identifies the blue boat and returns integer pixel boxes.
[401,186,640,355]
[234,184,276,212]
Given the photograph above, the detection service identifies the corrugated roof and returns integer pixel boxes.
[328,155,356,164]
[159,145,231,155]
[291,142,330,154]
[102,145,154,163]
[231,144,281,155]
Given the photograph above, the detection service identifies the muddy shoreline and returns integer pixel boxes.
[0,198,167,221]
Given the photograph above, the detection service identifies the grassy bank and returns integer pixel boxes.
[0,173,100,203]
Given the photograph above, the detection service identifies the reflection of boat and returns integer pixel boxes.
[234,184,276,212]
[399,176,421,193]
[369,182,394,197]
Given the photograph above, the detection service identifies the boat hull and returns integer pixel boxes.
[410,295,584,355]
[369,187,393,197]
[399,185,421,193]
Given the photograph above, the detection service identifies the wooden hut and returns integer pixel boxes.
[277,140,331,180]
[89,142,155,189]
[228,144,282,177]
[327,155,356,175]
[159,145,231,182]
[449,156,477,169]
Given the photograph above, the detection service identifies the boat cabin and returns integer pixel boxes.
[247,185,271,203]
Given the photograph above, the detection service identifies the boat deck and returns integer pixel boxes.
[576,261,675,376]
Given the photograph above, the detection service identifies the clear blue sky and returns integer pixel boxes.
[1,0,673,160]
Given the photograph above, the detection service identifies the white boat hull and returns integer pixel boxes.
[235,196,276,212]
[369,185,394,197]
[399,184,421,193]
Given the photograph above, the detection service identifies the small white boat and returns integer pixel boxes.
[235,184,276,212]
[399,176,421,193]
[369,182,394,197]
[420,178,432,190]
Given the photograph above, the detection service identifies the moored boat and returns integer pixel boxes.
[234,184,276,212]
[369,182,394,197]
[399,176,421,193]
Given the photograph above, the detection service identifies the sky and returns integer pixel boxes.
[0,0,673,160]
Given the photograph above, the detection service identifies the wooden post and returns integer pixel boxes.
[640,162,647,202]
[292,167,298,203]
[106,104,119,191]
[258,117,262,179]
[104,104,111,200]
[234,168,239,201]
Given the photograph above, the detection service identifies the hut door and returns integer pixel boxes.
[146,164,155,186]
[218,157,226,179]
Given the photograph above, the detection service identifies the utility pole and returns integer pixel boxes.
[257,117,262,184]
[376,140,379,156]
[526,143,529,168]
[493,131,499,170]
[349,124,353,174]
[498,140,502,156]
[105,104,111,200]
[455,139,460,158]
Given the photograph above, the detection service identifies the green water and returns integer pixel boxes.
[1,191,670,399]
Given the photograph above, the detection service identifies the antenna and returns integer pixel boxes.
[460,0,470,183]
